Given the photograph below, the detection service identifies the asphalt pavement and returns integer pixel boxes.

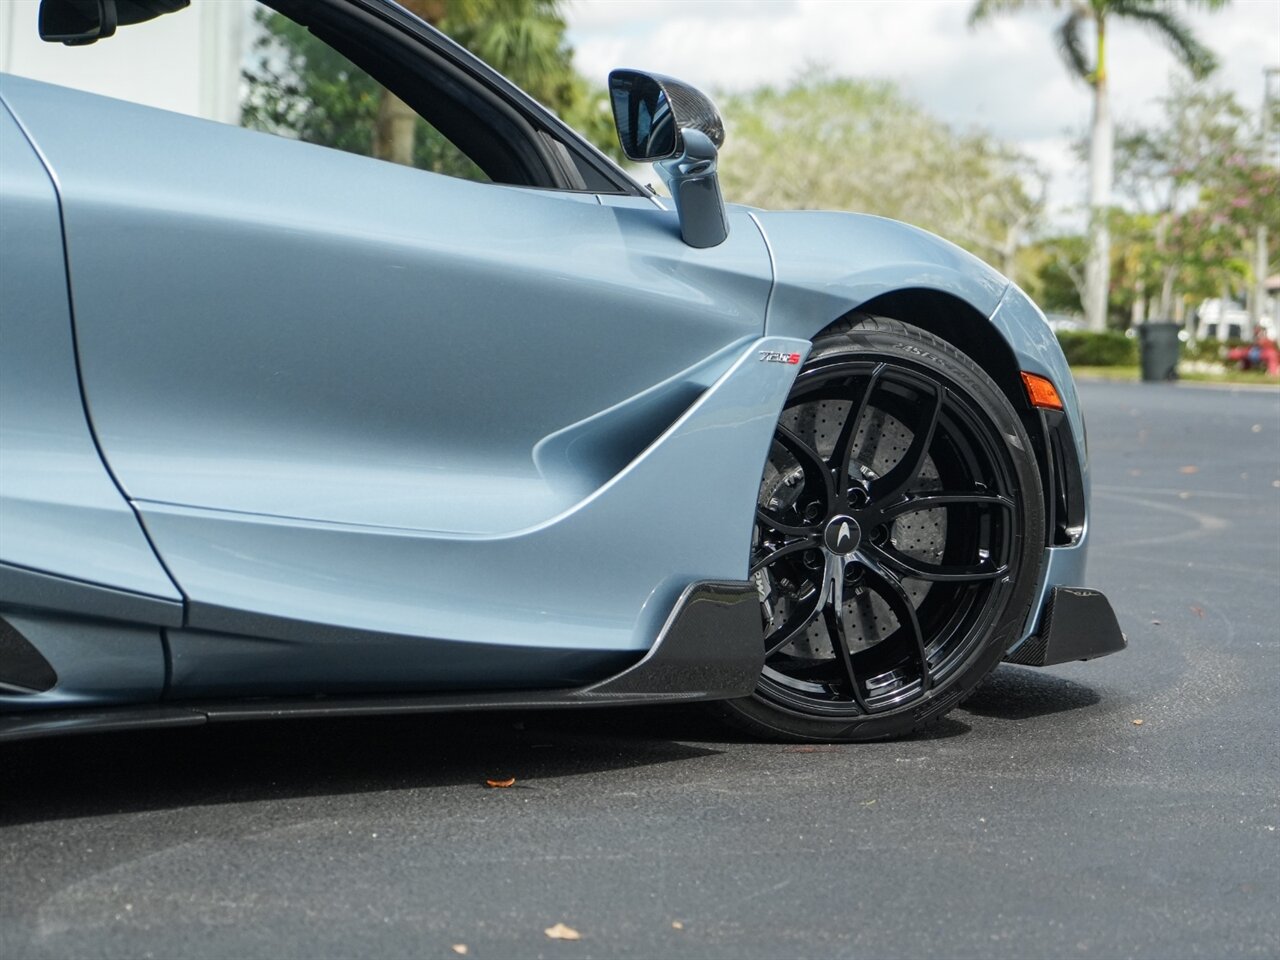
[1,380,1277,960]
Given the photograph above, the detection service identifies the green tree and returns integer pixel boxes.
[1022,234,1089,314]
[717,74,1044,283]
[241,0,621,178]
[1111,80,1276,322]
[375,0,595,166]
[969,0,1227,331]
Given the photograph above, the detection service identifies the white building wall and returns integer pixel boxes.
[0,0,246,125]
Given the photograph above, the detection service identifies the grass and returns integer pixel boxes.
[1070,365,1142,381]
[1070,365,1280,387]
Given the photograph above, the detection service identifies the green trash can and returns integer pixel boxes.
[1138,322,1181,382]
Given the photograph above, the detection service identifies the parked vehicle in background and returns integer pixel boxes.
[1226,329,1280,376]
[1195,297,1272,342]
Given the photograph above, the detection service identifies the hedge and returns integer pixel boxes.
[1184,338,1248,363]
[1055,330,1139,367]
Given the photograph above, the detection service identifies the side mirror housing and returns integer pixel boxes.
[608,70,729,249]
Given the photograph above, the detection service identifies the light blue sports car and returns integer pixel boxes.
[0,0,1123,743]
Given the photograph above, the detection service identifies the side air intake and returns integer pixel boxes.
[0,615,58,694]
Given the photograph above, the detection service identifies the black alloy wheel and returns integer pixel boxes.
[715,317,1044,742]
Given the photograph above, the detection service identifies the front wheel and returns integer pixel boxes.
[715,317,1044,742]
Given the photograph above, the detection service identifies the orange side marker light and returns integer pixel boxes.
[1021,371,1063,410]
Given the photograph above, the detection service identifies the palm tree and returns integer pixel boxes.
[969,0,1226,330]
[375,0,574,167]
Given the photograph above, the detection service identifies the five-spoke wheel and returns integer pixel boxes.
[716,317,1044,741]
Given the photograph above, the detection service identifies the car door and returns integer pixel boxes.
[0,10,774,695]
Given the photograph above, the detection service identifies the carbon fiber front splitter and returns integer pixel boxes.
[1005,586,1126,668]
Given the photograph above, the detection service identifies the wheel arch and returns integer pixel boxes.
[799,288,1050,533]
[746,211,1049,469]
[825,289,1045,478]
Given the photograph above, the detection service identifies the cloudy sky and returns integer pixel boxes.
[565,0,1280,224]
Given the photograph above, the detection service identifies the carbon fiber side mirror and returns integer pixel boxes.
[608,70,729,249]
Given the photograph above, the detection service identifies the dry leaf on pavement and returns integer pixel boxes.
[485,777,516,788]
[545,923,581,941]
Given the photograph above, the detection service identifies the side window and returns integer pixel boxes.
[240,5,489,183]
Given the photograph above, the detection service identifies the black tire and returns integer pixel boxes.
[713,316,1044,742]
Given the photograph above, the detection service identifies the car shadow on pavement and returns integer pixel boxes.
[960,664,1102,720]
[0,708,724,827]
[0,667,1101,827]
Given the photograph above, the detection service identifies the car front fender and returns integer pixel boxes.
[748,208,1081,447]
[747,208,1009,338]
[747,208,1092,646]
